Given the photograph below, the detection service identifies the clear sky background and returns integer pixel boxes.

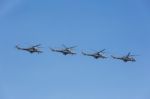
[0,0,150,99]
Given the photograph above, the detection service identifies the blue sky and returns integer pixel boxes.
[0,0,150,99]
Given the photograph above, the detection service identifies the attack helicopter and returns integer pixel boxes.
[50,45,77,55]
[111,52,136,62]
[82,49,107,59]
[16,44,42,54]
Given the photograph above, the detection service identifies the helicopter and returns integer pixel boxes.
[111,52,136,62]
[50,45,77,55]
[82,49,107,59]
[16,44,42,54]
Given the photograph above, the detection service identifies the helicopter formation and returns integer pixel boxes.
[16,44,137,62]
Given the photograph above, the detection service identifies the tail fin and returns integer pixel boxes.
[16,45,22,50]
[50,48,57,52]
[111,55,117,59]
[50,48,54,51]
[82,52,87,55]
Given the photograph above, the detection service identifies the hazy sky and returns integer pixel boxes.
[0,0,150,99]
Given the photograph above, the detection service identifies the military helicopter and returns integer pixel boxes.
[111,52,136,62]
[16,44,43,54]
[82,49,107,59]
[50,45,77,55]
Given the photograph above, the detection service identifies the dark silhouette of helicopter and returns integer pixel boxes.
[50,45,77,55]
[111,52,136,62]
[16,44,42,54]
[82,49,107,59]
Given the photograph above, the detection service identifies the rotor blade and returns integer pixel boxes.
[97,49,106,54]
[62,44,67,48]
[100,49,106,52]
[130,55,139,57]
[62,44,77,50]
[127,52,131,57]
[32,44,41,47]
[37,46,43,48]
[91,49,97,52]
[69,46,77,49]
